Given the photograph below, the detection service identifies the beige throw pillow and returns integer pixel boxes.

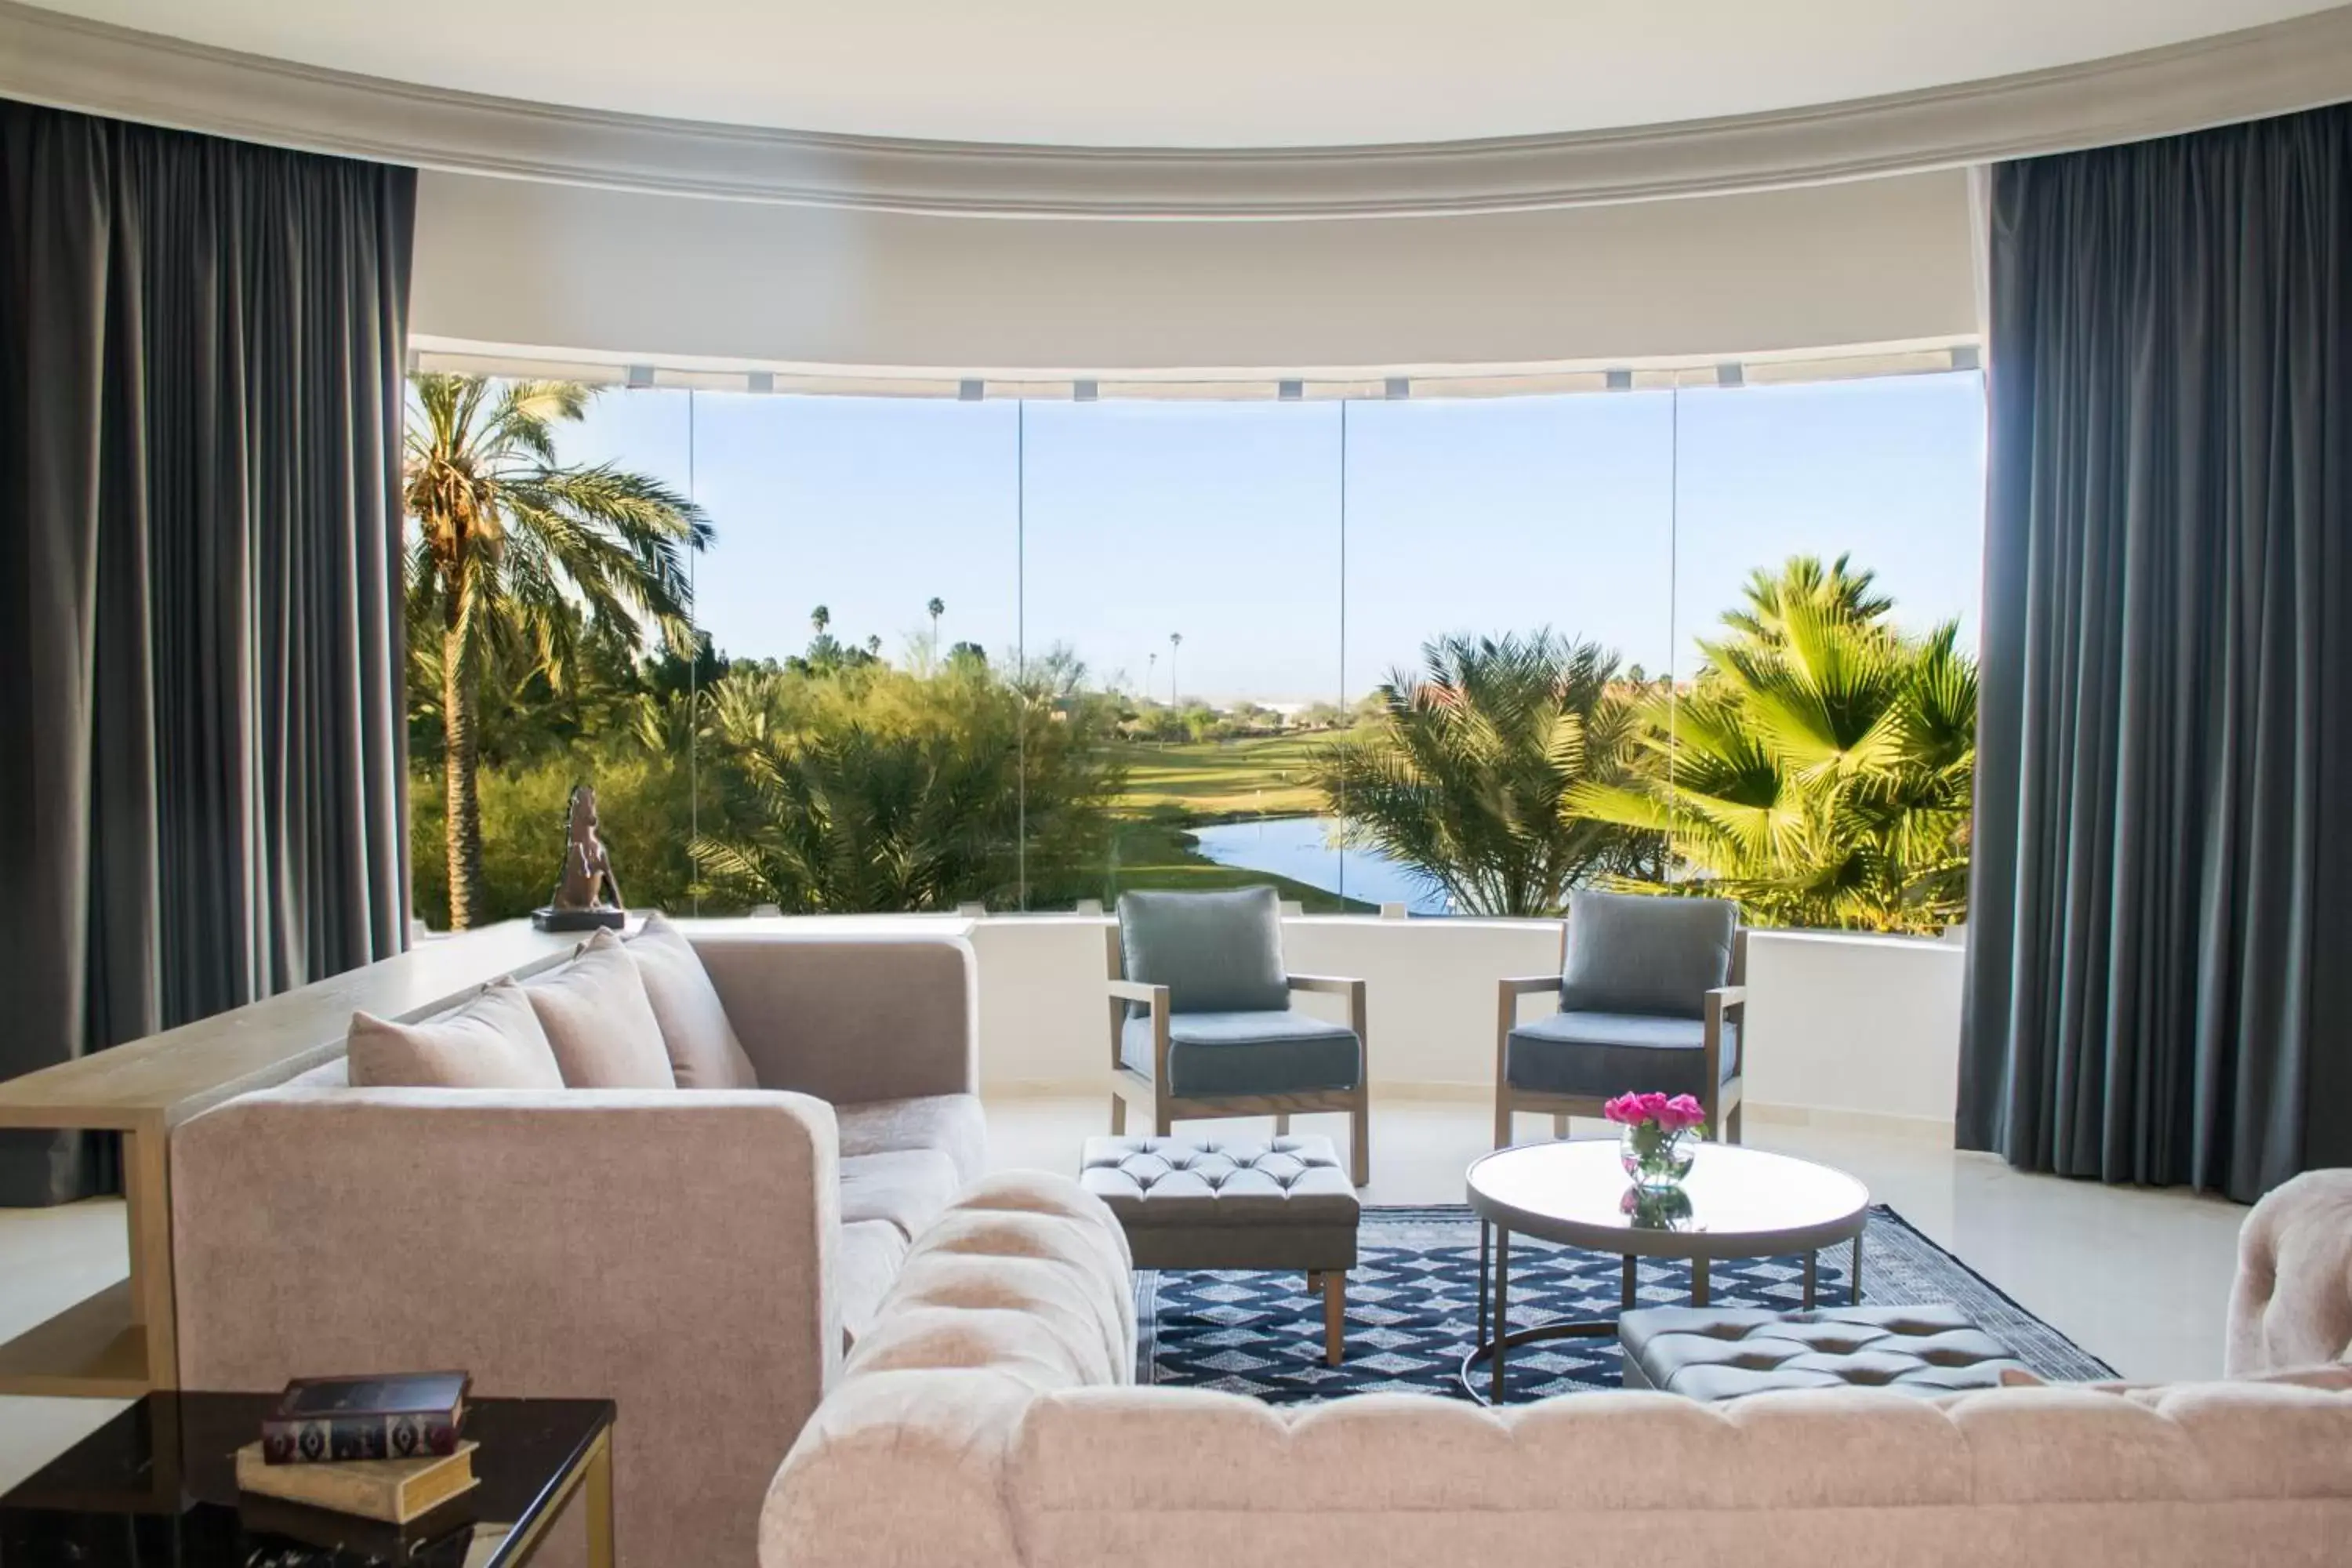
[347,978,565,1089]
[625,912,760,1089]
[522,929,678,1089]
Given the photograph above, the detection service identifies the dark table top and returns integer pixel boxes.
[0,1392,614,1567]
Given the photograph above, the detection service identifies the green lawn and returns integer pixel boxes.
[1093,733,1369,910]
[1099,812,1369,913]
[1107,733,1331,820]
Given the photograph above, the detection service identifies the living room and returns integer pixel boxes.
[3,2,2350,1564]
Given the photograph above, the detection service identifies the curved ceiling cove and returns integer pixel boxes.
[3,2,2350,218]
[13,0,2342,148]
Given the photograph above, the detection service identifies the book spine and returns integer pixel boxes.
[260,1412,461,1465]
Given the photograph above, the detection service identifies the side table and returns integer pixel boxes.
[0,1392,615,1567]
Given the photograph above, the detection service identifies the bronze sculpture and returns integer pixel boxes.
[532,783,628,931]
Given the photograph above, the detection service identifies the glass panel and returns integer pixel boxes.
[678,394,1023,913]
[1667,371,1987,931]
[1337,394,1679,914]
[1019,401,1346,910]
[405,381,702,931]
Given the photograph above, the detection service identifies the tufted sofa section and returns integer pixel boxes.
[764,1171,2352,1568]
[2227,1167,2352,1377]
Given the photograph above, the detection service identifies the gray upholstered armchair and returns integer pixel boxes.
[1494,889,1746,1149]
[1106,887,1370,1185]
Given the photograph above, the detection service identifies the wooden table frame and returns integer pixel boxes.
[0,923,589,1399]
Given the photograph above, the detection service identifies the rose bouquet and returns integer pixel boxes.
[1604,1091,1707,1191]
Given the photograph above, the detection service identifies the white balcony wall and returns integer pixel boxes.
[965,915,1962,1139]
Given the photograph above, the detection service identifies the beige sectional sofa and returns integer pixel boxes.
[766,1169,2352,1568]
[169,927,982,1568]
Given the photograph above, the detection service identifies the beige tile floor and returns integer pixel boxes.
[0,1095,2251,1492]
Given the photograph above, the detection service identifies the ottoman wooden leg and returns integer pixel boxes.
[1323,1270,1347,1366]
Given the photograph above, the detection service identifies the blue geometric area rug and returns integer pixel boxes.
[1136,1203,2115,1403]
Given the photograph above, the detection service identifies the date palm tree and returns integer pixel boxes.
[404,375,710,930]
[1312,633,1662,915]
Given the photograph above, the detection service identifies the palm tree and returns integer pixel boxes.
[404,375,710,929]
[927,597,945,641]
[811,604,830,636]
[1168,631,1182,706]
[1569,557,1976,932]
[1311,633,1661,915]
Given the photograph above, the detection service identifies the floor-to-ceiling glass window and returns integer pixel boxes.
[401,365,1985,933]
[1019,399,1345,910]
[1664,370,1986,933]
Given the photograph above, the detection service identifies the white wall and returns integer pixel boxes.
[967,914,1962,1136]
[410,167,1976,376]
[1740,930,1965,1135]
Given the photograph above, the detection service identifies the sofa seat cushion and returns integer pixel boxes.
[837,1219,910,1351]
[1504,1009,1738,1101]
[840,1149,962,1243]
[1120,1011,1361,1098]
[1620,1303,2027,1401]
[836,1093,987,1186]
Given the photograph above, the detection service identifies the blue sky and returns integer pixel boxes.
[564,372,1985,703]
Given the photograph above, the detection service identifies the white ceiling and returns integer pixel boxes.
[23,0,2342,147]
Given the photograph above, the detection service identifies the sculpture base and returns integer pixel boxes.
[532,906,628,932]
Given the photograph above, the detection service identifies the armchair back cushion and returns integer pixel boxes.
[346,978,564,1089]
[1117,888,1289,1015]
[1559,891,1737,1019]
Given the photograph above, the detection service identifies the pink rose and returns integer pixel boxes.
[1658,1094,1707,1133]
[1637,1091,1671,1121]
[1602,1092,1645,1125]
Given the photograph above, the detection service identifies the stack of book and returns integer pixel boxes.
[236,1372,477,1525]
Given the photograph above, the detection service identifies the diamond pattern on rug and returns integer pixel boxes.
[1137,1203,2114,1404]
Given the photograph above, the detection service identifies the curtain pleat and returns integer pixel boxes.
[1959,103,2352,1203]
[0,100,414,1204]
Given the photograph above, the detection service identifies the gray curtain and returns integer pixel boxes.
[1959,103,2352,1203]
[0,101,416,1204]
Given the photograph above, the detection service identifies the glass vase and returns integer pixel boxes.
[1618,1121,1697,1192]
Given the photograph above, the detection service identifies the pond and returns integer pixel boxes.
[1187,816,1452,914]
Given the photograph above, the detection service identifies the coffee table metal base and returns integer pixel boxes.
[1458,1221,1866,1404]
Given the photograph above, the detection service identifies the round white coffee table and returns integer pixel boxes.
[1462,1138,1871,1403]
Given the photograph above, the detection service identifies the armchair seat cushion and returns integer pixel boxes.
[1504,1009,1740,1101]
[1120,1011,1361,1099]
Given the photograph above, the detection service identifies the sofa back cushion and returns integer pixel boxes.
[626,913,761,1088]
[346,978,564,1089]
[1559,890,1737,1018]
[1117,887,1289,1015]
[523,929,677,1088]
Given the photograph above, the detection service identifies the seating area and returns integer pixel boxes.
[5,5,2352,1566]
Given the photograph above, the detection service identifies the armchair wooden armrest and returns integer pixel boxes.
[1287,974,1368,1044]
[1107,978,1169,1008]
[1105,978,1172,1087]
[1702,984,1747,1136]
[1498,975,1567,998]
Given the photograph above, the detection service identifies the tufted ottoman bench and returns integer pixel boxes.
[1080,1134,1360,1366]
[1617,1303,2031,1400]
